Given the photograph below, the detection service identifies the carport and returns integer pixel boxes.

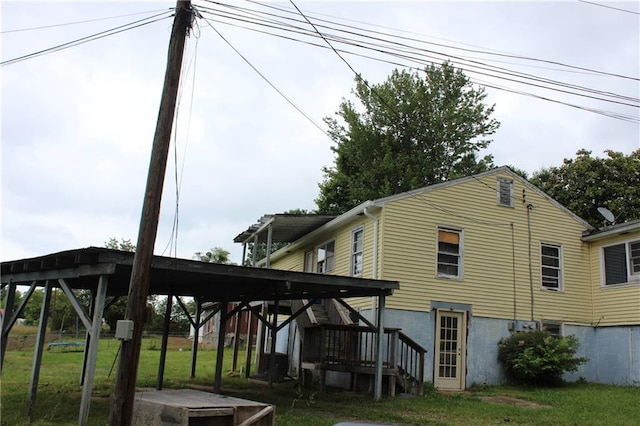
[1,247,398,425]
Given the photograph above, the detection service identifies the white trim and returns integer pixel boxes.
[540,242,563,291]
[599,238,640,287]
[350,226,364,277]
[436,225,464,280]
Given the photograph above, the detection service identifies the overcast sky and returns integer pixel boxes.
[2,0,639,264]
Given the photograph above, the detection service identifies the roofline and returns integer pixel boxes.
[263,200,381,264]
[581,220,640,242]
[265,166,594,264]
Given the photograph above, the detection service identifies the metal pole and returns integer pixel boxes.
[374,294,386,401]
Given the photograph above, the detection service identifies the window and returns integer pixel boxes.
[603,240,640,285]
[497,178,513,207]
[304,251,314,272]
[541,243,562,290]
[351,227,364,277]
[437,227,462,278]
[316,240,335,274]
[541,321,563,336]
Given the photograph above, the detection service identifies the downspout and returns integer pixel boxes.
[364,207,379,324]
[526,203,535,322]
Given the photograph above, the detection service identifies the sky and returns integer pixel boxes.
[2,0,639,265]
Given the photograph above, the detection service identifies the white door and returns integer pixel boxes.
[434,310,466,390]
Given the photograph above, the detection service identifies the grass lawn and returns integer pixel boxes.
[2,336,639,425]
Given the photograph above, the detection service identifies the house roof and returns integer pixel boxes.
[247,166,594,265]
[0,247,398,301]
[581,219,640,242]
[233,214,336,244]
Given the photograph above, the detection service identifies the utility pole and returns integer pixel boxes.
[108,2,192,425]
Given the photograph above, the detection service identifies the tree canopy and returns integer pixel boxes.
[194,247,234,264]
[530,149,640,227]
[316,62,500,214]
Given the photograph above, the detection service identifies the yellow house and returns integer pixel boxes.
[239,166,640,389]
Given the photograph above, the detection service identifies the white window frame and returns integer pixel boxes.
[540,242,563,291]
[497,178,514,207]
[350,227,364,277]
[436,226,463,279]
[601,239,640,287]
[541,321,563,336]
[304,250,314,273]
[316,239,335,274]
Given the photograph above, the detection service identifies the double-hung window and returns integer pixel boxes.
[437,227,462,279]
[316,240,335,274]
[351,227,364,277]
[541,243,562,290]
[602,239,640,285]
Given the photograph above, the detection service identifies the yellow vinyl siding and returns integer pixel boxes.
[270,249,305,272]
[378,172,592,323]
[588,233,640,325]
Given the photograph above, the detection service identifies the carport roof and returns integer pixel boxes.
[1,247,398,301]
[233,214,336,244]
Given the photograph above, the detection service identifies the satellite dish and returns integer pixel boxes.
[597,207,616,224]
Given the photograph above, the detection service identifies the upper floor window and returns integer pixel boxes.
[497,178,513,207]
[316,240,335,274]
[437,227,462,279]
[602,239,640,286]
[351,227,364,277]
[541,243,562,290]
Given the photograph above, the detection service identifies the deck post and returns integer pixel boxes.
[0,280,17,371]
[244,309,254,378]
[268,299,279,388]
[374,294,386,401]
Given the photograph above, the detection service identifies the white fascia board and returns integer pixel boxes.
[582,221,640,242]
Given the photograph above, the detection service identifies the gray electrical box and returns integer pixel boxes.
[115,320,134,341]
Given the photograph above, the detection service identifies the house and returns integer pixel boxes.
[238,166,639,390]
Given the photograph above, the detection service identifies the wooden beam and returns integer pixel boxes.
[27,281,52,421]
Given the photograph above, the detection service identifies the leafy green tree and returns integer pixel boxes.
[105,237,136,252]
[316,62,500,214]
[194,247,234,264]
[530,149,640,227]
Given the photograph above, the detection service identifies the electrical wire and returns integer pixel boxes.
[193,6,329,138]
[195,1,638,123]
[578,0,640,15]
[1,11,173,66]
[0,8,173,33]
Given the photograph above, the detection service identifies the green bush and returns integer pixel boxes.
[498,330,588,386]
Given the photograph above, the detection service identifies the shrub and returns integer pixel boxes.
[497,330,588,386]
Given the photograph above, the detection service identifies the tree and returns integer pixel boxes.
[316,62,500,214]
[530,149,640,227]
[194,247,234,264]
[105,237,136,252]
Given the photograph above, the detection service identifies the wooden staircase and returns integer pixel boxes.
[292,299,426,396]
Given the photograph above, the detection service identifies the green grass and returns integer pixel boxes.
[2,337,639,425]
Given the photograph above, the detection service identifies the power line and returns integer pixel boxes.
[1,11,173,66]
[193,6,329,137]
[578,0,640,15]
[194,2,638,123]
[0,9,173,33]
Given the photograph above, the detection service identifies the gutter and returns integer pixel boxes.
[364,207,379,324]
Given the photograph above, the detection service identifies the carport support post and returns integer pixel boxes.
[0,280,17,371]
[27,281,52,421]
[268,299,279,388]
[374,294,386,401]
[244,309,254,378]
[157,294,173,389]
[231,306,241,371]
[190,298,202,378]
[214,302,228,393]
[79,275,107,426]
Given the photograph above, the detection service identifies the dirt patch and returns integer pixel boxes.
[479,395,552,409]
